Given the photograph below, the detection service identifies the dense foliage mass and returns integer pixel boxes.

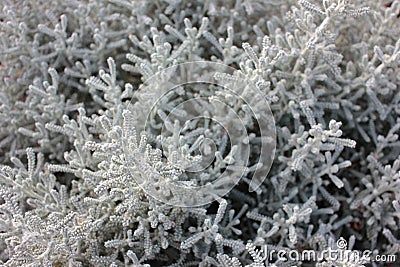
[0,0,399,266]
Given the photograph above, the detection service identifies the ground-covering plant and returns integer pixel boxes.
[0,0,399,266]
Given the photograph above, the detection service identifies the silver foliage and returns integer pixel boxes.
[0,0,399,266]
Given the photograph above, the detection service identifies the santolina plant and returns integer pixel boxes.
[0,0,399,266]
